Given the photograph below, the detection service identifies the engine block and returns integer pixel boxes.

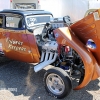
[42,41,58,51]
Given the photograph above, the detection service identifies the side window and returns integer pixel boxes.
[0,16,3,28]
[6,15,24,29]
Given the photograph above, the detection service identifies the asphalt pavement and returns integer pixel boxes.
[0,60,100,100]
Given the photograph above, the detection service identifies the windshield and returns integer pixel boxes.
[25,15,52,28]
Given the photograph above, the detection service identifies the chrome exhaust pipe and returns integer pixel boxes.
[34,52,57,72]
[40,51,45,62]
[44,51,49,61]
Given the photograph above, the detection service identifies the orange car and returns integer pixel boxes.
[0,9,100,99]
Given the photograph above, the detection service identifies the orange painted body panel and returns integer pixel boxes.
[70,9,100,65]
[54,27,100,90]
[0,29,6,54]
[70,9,100,80]
[53,9,100,89]
[3,29,40,63]
[26,30,40,63]
[3,29,34,63]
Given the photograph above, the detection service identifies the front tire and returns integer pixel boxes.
[44,67,72,99]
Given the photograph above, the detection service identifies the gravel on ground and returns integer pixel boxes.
[0,61,100,100]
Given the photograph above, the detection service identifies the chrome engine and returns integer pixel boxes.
[34,41,58,72]
[33,20,73,71]
[34,20,83,76]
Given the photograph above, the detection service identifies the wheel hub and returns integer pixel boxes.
[46,73,65,95]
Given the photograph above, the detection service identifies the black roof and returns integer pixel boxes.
[0,9,53,16]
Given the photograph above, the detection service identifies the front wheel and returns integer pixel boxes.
[44,67,72,99]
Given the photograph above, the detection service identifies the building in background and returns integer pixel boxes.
[0,0,100,22]
[0,0,39,10]
[10,0,39,9]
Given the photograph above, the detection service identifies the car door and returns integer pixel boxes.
[0,14,6,56]
[3,14,34,62]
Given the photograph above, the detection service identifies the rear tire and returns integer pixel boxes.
[44,67,72,99]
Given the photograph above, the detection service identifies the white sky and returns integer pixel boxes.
[0,0,10,10]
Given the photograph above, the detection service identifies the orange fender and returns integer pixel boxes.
[53,27,100,89]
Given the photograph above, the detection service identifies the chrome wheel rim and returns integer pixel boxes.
[46,73,65,95]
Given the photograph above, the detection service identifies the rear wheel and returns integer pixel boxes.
[44,67,72,99]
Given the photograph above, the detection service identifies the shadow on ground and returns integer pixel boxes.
[0,61,99,100]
